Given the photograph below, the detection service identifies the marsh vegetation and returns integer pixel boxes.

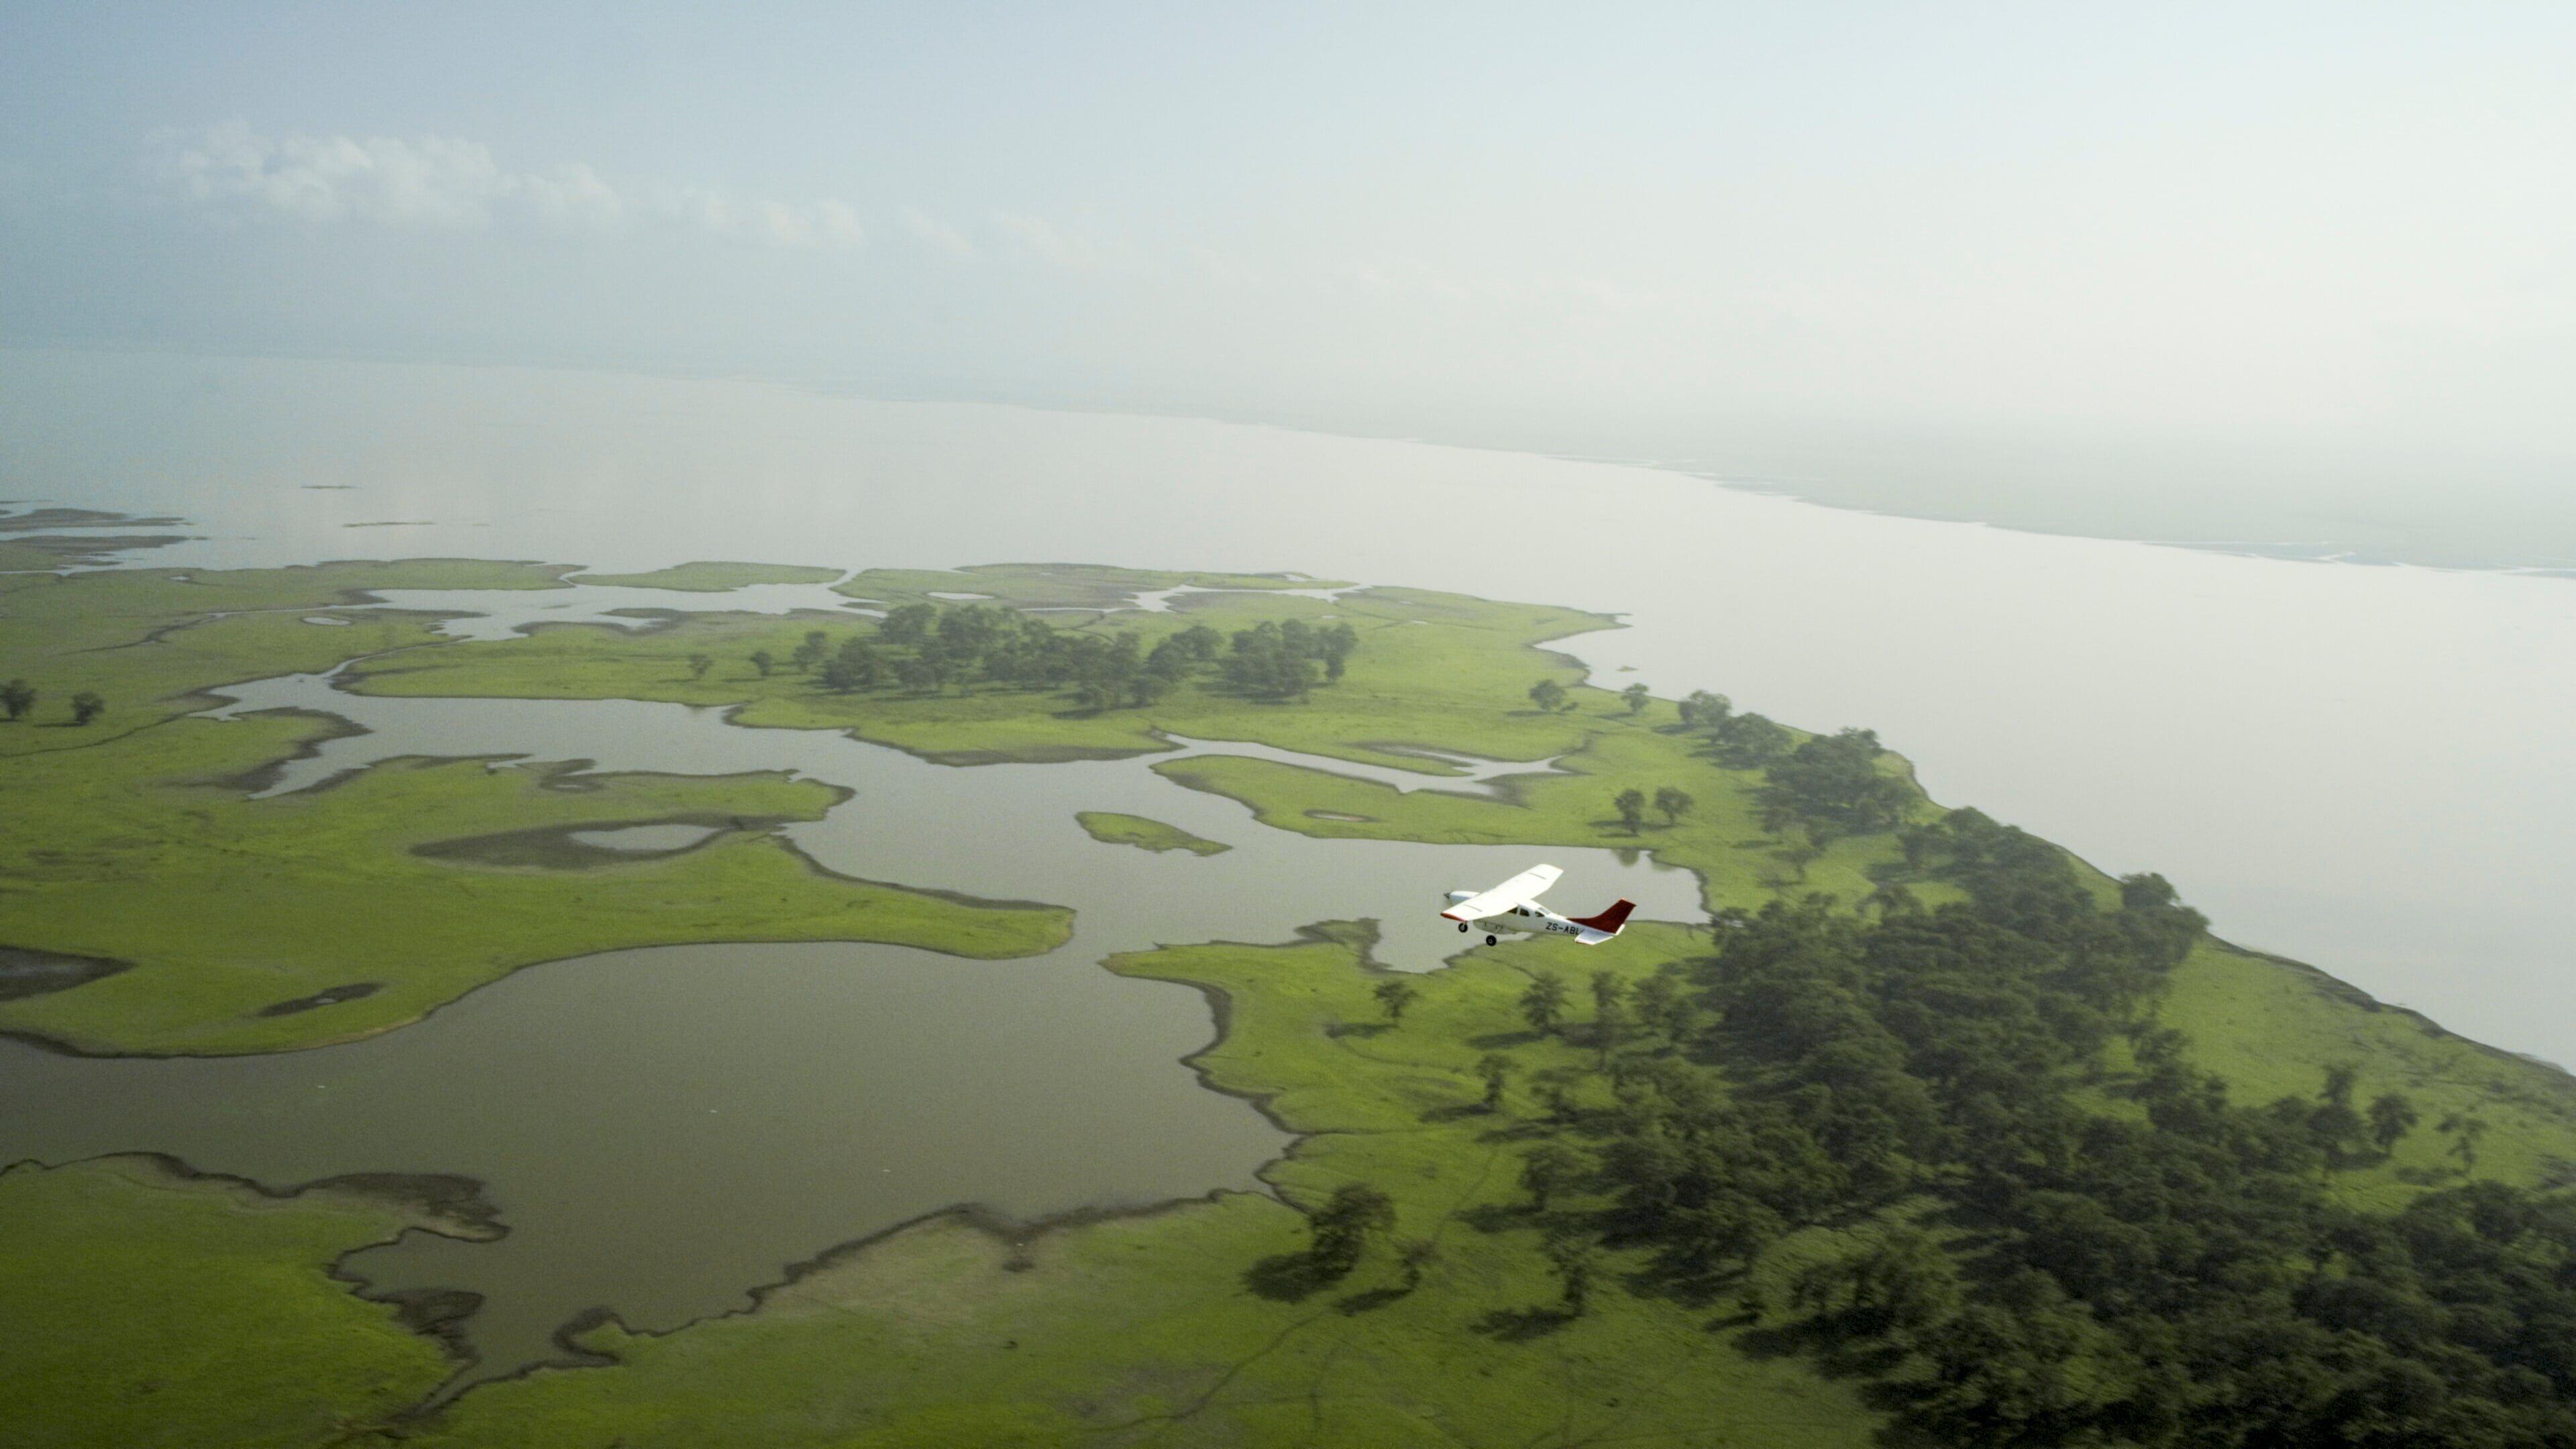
[7,555,2576,1446]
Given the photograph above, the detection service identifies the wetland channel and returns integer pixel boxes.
[0,649,1703,1386]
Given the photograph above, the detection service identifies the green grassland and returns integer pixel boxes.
[13,554,2576,1444]
[340,566,1595,769]
[570,561,845,591]
[0,556,578,751]
[2162,942,2576,1210]
[0,1155,476,1449]
[1075,811,1231,856]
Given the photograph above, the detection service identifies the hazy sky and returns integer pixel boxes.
[4,3,2573,529]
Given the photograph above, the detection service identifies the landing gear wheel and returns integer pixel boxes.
[1457,922,1468,933]
[1485,934,1499,947]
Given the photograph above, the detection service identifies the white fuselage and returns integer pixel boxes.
[1443,890,1588,940]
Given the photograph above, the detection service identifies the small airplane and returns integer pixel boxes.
[1442,863,1635,947]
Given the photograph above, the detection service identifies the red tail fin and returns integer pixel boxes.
[1572,899,1635,934]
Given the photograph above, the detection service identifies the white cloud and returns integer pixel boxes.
[990,211,1104,272]
[150,123,863,250]
[896,205,975,260]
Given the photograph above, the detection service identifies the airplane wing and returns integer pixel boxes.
[1442,863,1563,921]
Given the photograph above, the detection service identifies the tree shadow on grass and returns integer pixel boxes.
[1456,1202,1534,1235]
[1617,1255,1737,1313]
[1737,1318,1912,1381]
[1468,1029,1544,1051]
[1335,1285,1409,1316]
[1472,1305,1576,1341]
[1244,1252,1341,1303]
[1418,1103,1485,1124]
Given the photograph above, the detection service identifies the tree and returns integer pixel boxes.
[687,653,713,680]
[1621,682,1651,715]
[2368,1091,2421,1154]
[1519,971,1569,1036]
[1613,788,1647,835]
[820,638,882,693]
[2440,1112,2491,1175]
[1633,972,1684,1041]
[68,691,104,727]
[0,679,33,722]
[1142,638,1193,698]
[878,604,936,646]
[894,655,941,693]
[1710,711,1792,769]
[1793,1230,1961,1341]
[1654,786,1695,826]
[1527,679,1568,713]
[1373,978,1420,1025]
[1760,727,1911,835]
[749,650,775,678]
[1519,1144,1585,1212]
[2308,1063,2366,1161]
[1477,1053,1514,1111]
[1318,623,1359,682]
[1307,1183,1396,1275]
[1546,1234,1599,1315]
[1678,690,1731,729]
[789,630,830,673]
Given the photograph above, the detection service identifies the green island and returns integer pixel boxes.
[1076,811,1231,856]
[7,553,2576,1446]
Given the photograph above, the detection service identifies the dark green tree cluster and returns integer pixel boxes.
[1758,726,1911,835]
[0,680,103,726]
[771,604,1355,712]
[1676,690,1730,728]
[1709,712,1791,769]
[1709,849,2575,1442]
[1611,786,1697,835]
[1222,619,1356,700]
[1671,688,1792,767]
[1425,802,2576,1445]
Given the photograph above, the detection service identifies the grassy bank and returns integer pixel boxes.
[0,1155,476,1448]
[342,565,1611,768]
